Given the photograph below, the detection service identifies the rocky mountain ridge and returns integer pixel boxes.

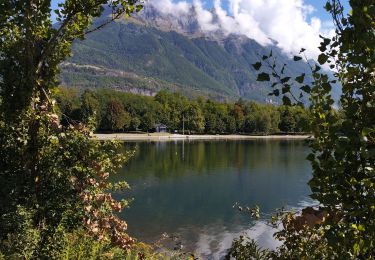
[61,5,332,103]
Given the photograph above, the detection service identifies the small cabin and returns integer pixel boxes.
[154,123,168,133]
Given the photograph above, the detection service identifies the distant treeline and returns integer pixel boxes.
[55,88,311,134]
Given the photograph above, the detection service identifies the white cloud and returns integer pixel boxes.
[150,0,190,16]
[194,0,220,31]
[148,0,335,59]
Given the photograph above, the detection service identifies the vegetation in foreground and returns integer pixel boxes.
[0,0,154,259]
[55,88,312,135]
[227,0,375,258]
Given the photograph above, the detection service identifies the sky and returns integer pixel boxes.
[50,0,350,59]
[51,0,350,21]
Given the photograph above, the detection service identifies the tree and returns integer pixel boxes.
[242,102,273,134]
[293,106,310,133]
[203,100,228,133]
[183,102,205,133]
[305,1,375,256]
[278,106,296,133]
[154,91,188,131]
[80,89,101,126]
[101,99,131,131]
[243,114,257,133]
[54,87,82,125]
[141,112,156,132]
[0,1,142,257]
[244,111,271,134]
[231,103,246,132]
[229,0,375,258]
[130,117,141,131]
[0,1,142,120]
[225,115,237,134]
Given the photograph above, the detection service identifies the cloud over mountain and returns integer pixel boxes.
[147,0,335,59]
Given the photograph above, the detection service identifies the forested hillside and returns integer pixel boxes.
[61,7,326,103]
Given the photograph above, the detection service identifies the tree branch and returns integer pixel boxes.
[329,0,344,34]
[84,11,125,35]
[36,2,105,74]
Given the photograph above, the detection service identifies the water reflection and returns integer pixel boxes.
[193,221,280,259]
[114,140,311,258]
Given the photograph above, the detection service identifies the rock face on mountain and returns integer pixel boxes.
[61,6,316,102]
[137,5,204,36]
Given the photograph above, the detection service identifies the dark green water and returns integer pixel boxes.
[114,140,312,259]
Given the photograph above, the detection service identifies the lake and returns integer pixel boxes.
[113,139,312,259]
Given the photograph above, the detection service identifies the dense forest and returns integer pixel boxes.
[55,88,312,134]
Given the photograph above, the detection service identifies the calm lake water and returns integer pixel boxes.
[113,140,312,259]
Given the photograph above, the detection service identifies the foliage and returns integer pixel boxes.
[1,215,166,260]
[81,89,102,125]
[183,102,205,133]
[55,87,311,134]
[101,99,132,131]
[225,236,272,260]
[0,0,143,258]
[278,107,296,133]
[0,207,41,260]
[0,0,143,119]
[0,103,136,257]
[229,0,375,258]
[155,90,188,131]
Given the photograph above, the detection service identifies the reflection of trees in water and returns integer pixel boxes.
[116,140,311,255]
[116,140,311,223]
[118,140,308,180]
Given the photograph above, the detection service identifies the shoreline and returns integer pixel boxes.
[94,133,312,142]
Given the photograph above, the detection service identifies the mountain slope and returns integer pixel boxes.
[60,7,318,103]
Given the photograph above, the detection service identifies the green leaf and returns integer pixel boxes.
[252,62,262,71]
[353,243,360,255]
[300,85,311,93]
[314,65,321,72]
[362,127,375,136]
[319,45,327,52]
[281,77,291,83]
[257,72,270,82]
[358,225,365,231]
[282,85,291,94]
[322,82,331,92]
[318,53,329,65]
[282,96,291,106]
[323,38,331,45]
[325,2,332,11]
[306,153,315,161]
[295,73,305,83]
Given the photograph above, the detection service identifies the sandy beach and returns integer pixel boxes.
[94,133,312,141]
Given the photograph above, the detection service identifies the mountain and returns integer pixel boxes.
[60,6,321,103]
